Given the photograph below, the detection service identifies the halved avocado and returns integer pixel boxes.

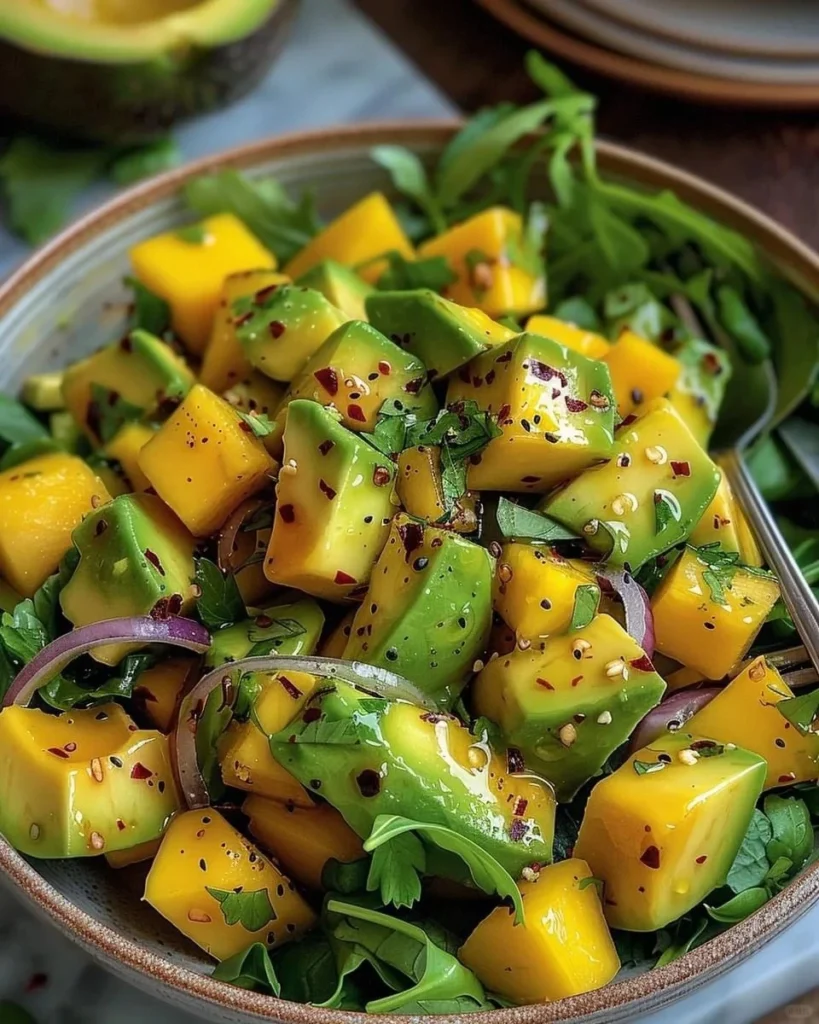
[0,0,296,142]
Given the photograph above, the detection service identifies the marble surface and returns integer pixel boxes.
[0,0,817,1021]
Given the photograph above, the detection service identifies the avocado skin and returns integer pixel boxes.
[0,0,298,143]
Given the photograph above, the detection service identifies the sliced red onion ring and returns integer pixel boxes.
[175,654,437,810]
[217,497,268,573]
[629,686,721,753]
[596,568,655,658]
[3,616,211,709]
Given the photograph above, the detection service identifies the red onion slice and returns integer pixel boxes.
[629,687,721,753]
[175,654,437,810]
[2,616,211,709]
[596,568,655,658]
[217,497,269,573]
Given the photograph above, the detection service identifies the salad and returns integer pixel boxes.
[0,53,818,1014]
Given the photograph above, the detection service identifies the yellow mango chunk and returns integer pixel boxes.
[575,732,766,931]
[603,330,681,419]
[319,610,356,658]
[244,795,364,890]
[0,453,111,596]
[133,656,196,733]
[690,471,763,566]
[459,860,619,1004]
[130,213,276,355]
[105,421,156,492]
[419,207,545,317]
[688,656,819,789]
[492,542,596,640]
[138,384,276,536]
[220,672,319,806]
[285,192,413,284]
[200,269,290,393]
[396,445,478,532]
[651,547,780,679]
[527,315,611,360]
[105,838,161,869]
[144,809,315,961]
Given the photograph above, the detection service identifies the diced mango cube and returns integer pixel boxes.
[396,444,478,532]
[0,453,111,596]
[144,809,315,961]
[527,315,611,360]
[133,656,196,733]
[459,860,620,1004]
[105,421,156,492]
[130,213,276,355]
[603,330,681,419]
[690,470,763,566]
[138,384,276,536]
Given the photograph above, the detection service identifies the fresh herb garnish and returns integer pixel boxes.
[569,584,599,631]
[495,496,579,542]
[375,251,456,292]
[653,490,680,535]
[109,138,181,186]
[321,857,371,896]
[175,223,207,245]
[633,759,667,775]
[366,829,426,910]
[0,395,49,450]
[212,942,280,995]
[194,557,246,630]
[206,887,277,931]
[776,689,819,734]
[236,410,276,439]
[88,383,143,445]
[245,617,307,658]
[371,145,446,233]
[124,276,171,336]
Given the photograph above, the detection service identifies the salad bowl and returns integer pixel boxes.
[1,122,819,1024]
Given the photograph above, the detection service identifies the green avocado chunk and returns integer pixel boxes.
[296,260,374,321]
[0,703,177,858]
[205,596,325,669]
[473,613,666,801]
[343,514,493,708]
[270,683,555,878]
[365,288,514,379]
[60,493,197,666]
[61,329,194,445]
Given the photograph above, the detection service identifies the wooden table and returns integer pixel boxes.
[354,0,819,251]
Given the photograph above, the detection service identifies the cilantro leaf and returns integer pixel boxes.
[109,138,181,186]
[237,410,276,438]
[244,618,306,658]
[495,497,579,542]
[124,277,171,336]
[206,887,277,932]
[0,395,49,448]
[194,558,246,630]
[727,809,773,894]
[286,717,363,746]
[212,942,280,995]
[375,252,456,292]
[366,831,425,909]
[87,383,143,445]
[653,490,680,535]
[363,399,418,459]
[570,584,599,630]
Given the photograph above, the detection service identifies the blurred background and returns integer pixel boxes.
[0,0,818,1021]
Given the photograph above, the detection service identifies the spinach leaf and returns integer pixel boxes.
[764,794,813,871]
[716,285,771,364]
[109,138,180,186]
[124,276,171,336]
[272,933,367,1009]
[570,585,599,631]
[0,438,61,471]
[495,497,579,542]
[727,809,773,893]
[552,296,600,331]
[366,830,425,909]
[654,915,709,967]
[706,888,769,924]
[195,558,246,630]
[212,942,280,995]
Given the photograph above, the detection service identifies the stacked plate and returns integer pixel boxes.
[476,0,819,107]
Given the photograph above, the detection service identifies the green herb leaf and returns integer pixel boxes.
[366,830,426,909]
[272,933,366,1009]
[776,689,819,735]
[124,276,171,336]
[285,717,364,746]
[570,584,599,630]
[0,395,49,449]
[706,887,769,924]
[551,296,600,331]
[40,651,153,711]
[578,876,604,893]
[237,410,276,438]
[321,857,371,896]
[362,399,419,459]
[88,383,144,444]
[653,490,680,535]
[212,942,280,995]
[363,814,525,924]
[175,223,207,245]
[0,438,61,471]
[370,146,445,233]
[195,558,246,631]
[633,759,667,775]
[495,497,579,542]
[245,618,307,658]
[654,915,709,967]
[727,809,773,894]
[716,285,771,364]
[375,251,456,292]
[109,138,181,185]
[763,795,813,872]
[206,887,277,932]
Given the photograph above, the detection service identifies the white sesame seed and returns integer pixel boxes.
[472,659,485,673]
[604,659,625,678]
[558,722,577,747]
[678,748,699,766]
[597,711,613,725]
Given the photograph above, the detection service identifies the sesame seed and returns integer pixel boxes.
[558,723,577,747]
[678,748,699,766]
[597,710,612,725]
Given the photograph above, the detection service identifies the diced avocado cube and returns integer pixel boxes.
[236,284,347,382]
[474,613,665,801]
[543,398,720,570]
[264,400,395,601]
[575,732,766,931]
[651,546,780,680]
[447,331,616,493]
[60,493,197,666]
[22,370,65,412]
[688,655,819,789]
[459,859,620,1004]
[343,514,493,708]
[0,704,178,858]
[62,329,194,445]
[270,683,556,879]
[602,330,681,419]
[205,597,324,668]
[669,338,732,449]
[278,320,437,435]
[396,444,478,532]
[296,259,374,321]
[366,288,513,379]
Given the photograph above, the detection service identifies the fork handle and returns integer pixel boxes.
[720,448,819,671]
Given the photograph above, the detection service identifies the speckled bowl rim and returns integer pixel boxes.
[1,122,819,1023]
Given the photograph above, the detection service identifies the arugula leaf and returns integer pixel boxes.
[495,497,578,542]
[206,887,277,932]
[716,285,771,364]
[764,794,813,872]
[0,395,49,449]
[184,169,320,263]
[109,138,181,185]
[321,857,371,896]
[570,584,599,631]
[706,887,769,924]
[727,809,773,893]
[236,410,276,439]
[212,942,280,995]
[366,831,426,909]
[124,276,171,336]
[40,651,153,711]
[175,223,207,244]
[371,146,445,233]
[363,814,525,924]
[87,383,143,445]
[375,252,456,292]
[0,600,50,665]
[195,558,246,630]
[552,296,600,331]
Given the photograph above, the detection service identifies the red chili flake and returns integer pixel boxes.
[536,678,554,690]
[702,352,723,375]
[26,973,48,992]
[496,403,511,424]
[779,772,797,783]
[378,360,392,375]
[279,503,295,523]
[485,369,496,385]
[670,460,691,477]
[131,763,154,780]
[133,686,158,704]
[116,819,126,831]
[571,675,583,687]
[496,350,513,363]
[318,439,334,455]
[167,593,183,616]
[372,466,391,487]
[313,367,338,395]
[279,676,303,700]
[640,845,661,869]
[458,366,472,384]
[319,479,337,500]
[529,360,568,387]
[617,414,638,429]
[347,404,366,423]
[629,655,655,672]
[404,377,424,394]
[507,748,525,773]
[335,570,356,585]
[150,598,171,620]
[303,707,321,724]
[398,521,424,560]
[565,397,589,413]
[268,320,286,339]
[509,819,528,842]
[254,284,280,304]
[144,549,165,576]
[233,311,254,328]
[238,420,252,433]
[48,747,70,759]
[696,855,708,864]
[512,797,529,816]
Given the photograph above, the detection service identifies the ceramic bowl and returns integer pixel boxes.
[1,123,819,1024]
